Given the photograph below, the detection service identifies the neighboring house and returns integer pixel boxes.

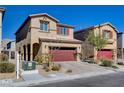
[74,22,117,61]
[2,40,16,61]
[1,39,11,50]
[15,13,82,62]
[117,32,124,59]
[0,7,5,53]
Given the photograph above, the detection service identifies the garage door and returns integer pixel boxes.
[50,50,76,62]
[97,50,112,59]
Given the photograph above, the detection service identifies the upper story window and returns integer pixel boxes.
[103,30,112,39]
[7,42,11,49]
[40,21,49,31]
[57,27,69,36]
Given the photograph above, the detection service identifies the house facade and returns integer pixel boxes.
[1,39,16,61]
[74,22,117,61]
[0,8,5,53]
[15,13,82,62]
[117,32,124,59]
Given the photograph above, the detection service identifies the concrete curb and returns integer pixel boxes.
[11,70,115,87]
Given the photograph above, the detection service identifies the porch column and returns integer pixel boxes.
[42,44,46,54]
[30,44,33,61]
[94,48,97,61]
[45,45,49,54]
[76,46,81,62]
[9,51,11,61]
[113,49,117,63]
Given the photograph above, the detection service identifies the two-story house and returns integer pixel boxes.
[15,13,82,62]
[74,22,117,61]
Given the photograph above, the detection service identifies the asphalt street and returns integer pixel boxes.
[32,72,124,87]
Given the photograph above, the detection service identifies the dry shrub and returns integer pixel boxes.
[0,53,9,62]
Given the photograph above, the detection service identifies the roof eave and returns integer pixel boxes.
[29,13,59,23]
[57,23,75,28]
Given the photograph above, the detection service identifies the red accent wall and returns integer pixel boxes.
[50,50,76,62]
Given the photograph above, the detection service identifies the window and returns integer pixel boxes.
[59,27,68,35]
[103,30,112,39]
[7,42,11,49]
[40,21,49,31]
[11,51,15,59]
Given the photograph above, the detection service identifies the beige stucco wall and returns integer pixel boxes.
[30,16,74,45]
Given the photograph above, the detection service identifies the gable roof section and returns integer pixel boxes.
[15,13,60,35]
[75,22,118,34]
[94,22,118,32]
[29,13,59,23]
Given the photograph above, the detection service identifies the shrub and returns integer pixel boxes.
[112,65,118,69]
[66,69,72,73]
[0,53,9,62]
[34,54,53,65]
[117,62,124,65]
[88,60,96,64]
[100,60,112,67]
[0,62,15,73]
[51,64,61,71]
[45,68,50,72]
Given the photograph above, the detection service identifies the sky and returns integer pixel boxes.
[1,5,124,40]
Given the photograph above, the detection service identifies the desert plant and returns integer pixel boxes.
[51,64,61,71]
[45,67,51,72]
[66,69,72,73]
[112,65,118,69]
[74,52,82,60]
[100,60,113,67]
[0,62,15,73]
[34,54,53,66]
[0,53,9,62]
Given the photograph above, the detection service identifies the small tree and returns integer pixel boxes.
[87,32,108,62]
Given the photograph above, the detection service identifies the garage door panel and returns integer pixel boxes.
[97,50,112,59]
[50,50,76,62]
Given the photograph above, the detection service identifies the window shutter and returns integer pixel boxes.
[110,31,112,39]
[67,28,70,35]
[57,27,60,34]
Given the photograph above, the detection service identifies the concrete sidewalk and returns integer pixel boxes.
[11,69,115,87]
